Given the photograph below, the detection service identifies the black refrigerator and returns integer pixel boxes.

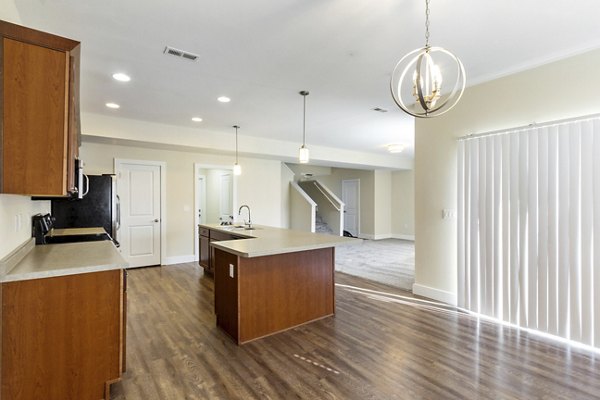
[51,174,119,243]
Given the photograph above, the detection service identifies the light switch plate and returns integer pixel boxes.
[229,264,234,278]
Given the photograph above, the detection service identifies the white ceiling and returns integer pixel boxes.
[12,0,600,160]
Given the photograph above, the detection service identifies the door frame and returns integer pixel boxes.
[194,173,206,261]
[193,163,238,261]
[342,178,360,237]
[114,158,167,266]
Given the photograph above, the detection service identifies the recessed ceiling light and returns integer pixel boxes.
[112,73,131,82]
[217,96,231,103]
[386,143,405,153]
[105,102,120,109]
[191,117,203,122]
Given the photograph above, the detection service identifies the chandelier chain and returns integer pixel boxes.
[425,0,430,47]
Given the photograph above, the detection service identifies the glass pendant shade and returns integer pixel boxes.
[233,163,242,176]
[299,146,310,164]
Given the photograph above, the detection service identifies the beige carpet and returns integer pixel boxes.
[335,239,415,290]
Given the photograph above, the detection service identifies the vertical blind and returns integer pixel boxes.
[457,116,600,348]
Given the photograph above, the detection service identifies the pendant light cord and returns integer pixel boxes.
[425,0,430,48]
[234,125,239,163]
[302,94,307,147]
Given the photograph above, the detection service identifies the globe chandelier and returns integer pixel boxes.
[390,0,466,118]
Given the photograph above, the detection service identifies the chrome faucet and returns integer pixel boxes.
[238,205,252,229]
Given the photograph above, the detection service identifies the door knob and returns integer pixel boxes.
[153,219,159,223]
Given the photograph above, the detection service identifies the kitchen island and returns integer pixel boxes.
[200,224,359,344]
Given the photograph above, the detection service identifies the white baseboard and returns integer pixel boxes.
[163,254,196,265]
[412,283,457,306]
[358,233,415,241]
[358,233,391,240]
[391,234,415,241]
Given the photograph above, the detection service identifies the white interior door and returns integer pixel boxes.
[219,173,232,221]
[342,179,360,237]
[117,162,161,268]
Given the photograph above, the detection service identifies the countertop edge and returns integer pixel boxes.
[1,261,127,283]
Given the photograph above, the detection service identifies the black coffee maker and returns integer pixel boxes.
[32,214,54,244]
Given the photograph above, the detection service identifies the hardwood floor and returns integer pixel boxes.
[110,263,600,399]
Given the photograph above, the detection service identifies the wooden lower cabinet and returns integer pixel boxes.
[198,226,244,275]
[214,247,335,344]
[1,269,125,400]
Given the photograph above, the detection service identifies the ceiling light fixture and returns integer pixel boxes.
[390,0,466,118]
[218,96,231,103]
[233,125,242,176]
[105,102,120,109]
[298,90,310,164]
[112,73,131,82]
[191,117,203,122]
[386,143,406,153]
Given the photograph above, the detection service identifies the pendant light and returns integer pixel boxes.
[233,125,242,176]
[390,0,466,118]
[298,90,310,164]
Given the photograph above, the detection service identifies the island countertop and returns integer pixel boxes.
[201,224,360,258]
[1,240,128,283]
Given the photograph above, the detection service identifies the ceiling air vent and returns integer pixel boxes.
[163,46,199,62]
[372,107,388,113]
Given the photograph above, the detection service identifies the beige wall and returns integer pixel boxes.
[280,164,295,228]
[81,141,284,261]
[415,48,600,304]
[0,195,49,259]
[3,0,20,23]
[373,170,392,238]
[391,169,414,239]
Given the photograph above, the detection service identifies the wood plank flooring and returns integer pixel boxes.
[110,263,600,399]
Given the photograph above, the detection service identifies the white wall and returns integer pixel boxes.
[391,170,415,239]
[373,170,392,239]
[290,182,315,232]
[3,0,20,23]
[415,48,600,304]
[280,164,295,228]
[81,141,283,260]
[0,196,49,259]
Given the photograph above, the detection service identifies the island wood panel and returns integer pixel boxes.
[215,247,335,344]
[1,269,123,400]
[214,249,239,338]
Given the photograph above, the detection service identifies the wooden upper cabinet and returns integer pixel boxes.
[0,20,81,196]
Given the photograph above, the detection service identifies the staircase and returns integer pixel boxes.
[315,213,334,235]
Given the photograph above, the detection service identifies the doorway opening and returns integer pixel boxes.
[193,163,237,261]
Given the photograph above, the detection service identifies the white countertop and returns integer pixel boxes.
[1,240,128,283]
[203,224,360,258]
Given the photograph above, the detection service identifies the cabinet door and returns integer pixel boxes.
[2,270,122,400]
[199,235,210,269]
[2,37,69,195]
